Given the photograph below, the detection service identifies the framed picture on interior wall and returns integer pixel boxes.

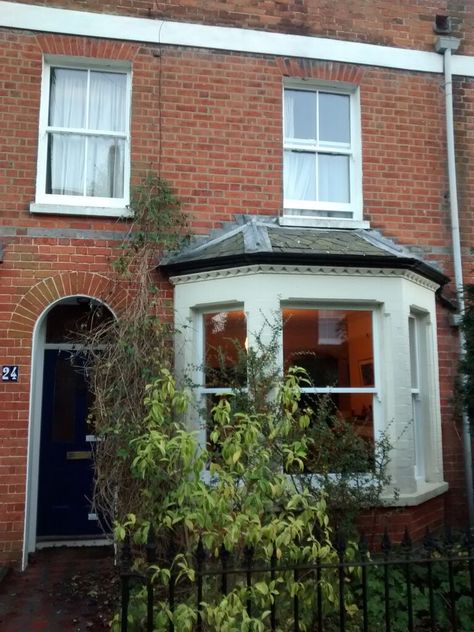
[359,359,374,387]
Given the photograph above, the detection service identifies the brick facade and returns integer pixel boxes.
[1,0,474,565]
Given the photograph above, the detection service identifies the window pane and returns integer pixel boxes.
[86,137,125,198]
[47,133,85,196]
[284,151,316,201]
[318,154,350,203]
[46,301,114,343]
[52,354,79,443]
[302,392,374,444]
[409,317,418,389]
[204,311,247,387]
[89,71,127,132]
[284,89,316,140]
[319,93,350,144]
[49,68,87,128]
[282,309,374,388]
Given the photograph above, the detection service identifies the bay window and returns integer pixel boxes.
[174,264,446,504]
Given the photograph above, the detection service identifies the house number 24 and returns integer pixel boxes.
[2,366,18,382]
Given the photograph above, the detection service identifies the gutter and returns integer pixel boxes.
[435,34,474,528]
[161,251,449,286]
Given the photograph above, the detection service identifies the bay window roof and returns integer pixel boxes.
[160,216,448,286]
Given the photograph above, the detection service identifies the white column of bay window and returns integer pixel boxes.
[194,309,207,451]
[379,309,399,492]
[384,301,417,494]
[409,310,443,485]
[398,316,418,493]
[245,291,280,356]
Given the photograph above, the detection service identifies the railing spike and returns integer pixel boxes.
[463,525,474,548]
[244,544,254,566]
[444,524,454,547]
[146,526,157,564]
[167,536,177,567]
[121,534,132,573]
[359,532,369,556]
[313,521,323,542]
[196,537,205,564]
[402,526,412,551]
[220,543,230,563]
[335,529,346,557]
[423,527,436,552]
[381,527,391,554]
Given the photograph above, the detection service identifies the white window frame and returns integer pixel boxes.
[195,305,247,456]
[196,303,381,455]
[31,56,132,217]
[409,312,428,481]
[282,80,363,224]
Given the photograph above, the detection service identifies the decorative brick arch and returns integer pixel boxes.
[35,34,139,61]
[8,272,128,339]
[276,57,364,84]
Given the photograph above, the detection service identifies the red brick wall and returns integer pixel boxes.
[359,494,446,545]
[1,0,474,563]
[8,0,458,52]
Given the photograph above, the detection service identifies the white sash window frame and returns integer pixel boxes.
[283,81,363,223]
[32,56,132,217]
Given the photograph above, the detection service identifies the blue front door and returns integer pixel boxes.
[37,350,101,538]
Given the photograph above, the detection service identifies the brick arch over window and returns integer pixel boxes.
[8,272,128,339]
[276,57,364,83]
[35,34,139,61]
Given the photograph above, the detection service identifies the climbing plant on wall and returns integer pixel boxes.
[81,173,190,528]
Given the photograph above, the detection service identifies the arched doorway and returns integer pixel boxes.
[27,297,114,553]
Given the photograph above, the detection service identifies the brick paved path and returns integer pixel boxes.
[0,547,116,631]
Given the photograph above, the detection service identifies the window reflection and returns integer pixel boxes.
[46,300,113,343]
[203,310,247,388]
[283,308,374,442]
[283,309,373,388]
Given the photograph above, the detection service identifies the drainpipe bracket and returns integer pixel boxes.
[449,313,462,328]
[435,36,461,54]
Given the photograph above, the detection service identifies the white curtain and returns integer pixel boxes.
[48,69,126,198]
[319,154,349,203]
[88,72,126,132]
[284,91,316,201]
[284,151,315,201]
[49,69,86,195]
[86,137,124,198]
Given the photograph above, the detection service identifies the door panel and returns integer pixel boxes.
[37,349,101,538]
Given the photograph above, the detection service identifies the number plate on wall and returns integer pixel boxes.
[2,366,18,382]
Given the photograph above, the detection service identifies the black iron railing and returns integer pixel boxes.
[119,526,474,632]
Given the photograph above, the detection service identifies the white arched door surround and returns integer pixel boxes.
[23,295,115,569]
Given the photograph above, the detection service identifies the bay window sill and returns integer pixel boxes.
[30,202,132,218]
[381,481,448,507]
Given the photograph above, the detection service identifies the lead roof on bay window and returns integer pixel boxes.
[160,216,448,286]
